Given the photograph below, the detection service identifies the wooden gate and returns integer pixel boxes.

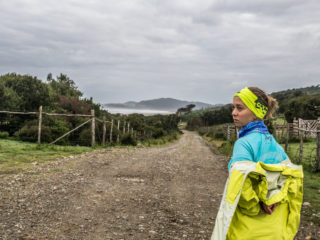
[298,118,320,138]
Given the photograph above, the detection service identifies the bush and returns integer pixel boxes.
[218,139,234,157]
[167,131,179,141]
[16,125,52,142]
[198,127,208,136]
[46,118,71,144]
[0,131,9,139]
[152,128,166,138]
[121,133,137,146]
[214,132,226,140]
[78,128,91,146]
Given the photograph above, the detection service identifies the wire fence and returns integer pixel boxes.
[0,106,137,147]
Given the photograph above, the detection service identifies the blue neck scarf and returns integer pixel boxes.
[238,121,269,138]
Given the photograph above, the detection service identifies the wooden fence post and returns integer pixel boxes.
[91,110,95,147]
[316,132,320,172]
[273,124,277,140]
[102,116,106,145]
[110,119,113,143]
[123,121,126,134]
[37,105,42,144]
[117,120,120,143]
[299,129,303,164]
[293,118,299,137]
[285,123,290,153]
[226,124,230,140]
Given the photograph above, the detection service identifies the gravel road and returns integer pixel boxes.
[0,131,318,239]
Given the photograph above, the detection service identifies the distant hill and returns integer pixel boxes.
[104,98,220,112]
[271,84,320,99]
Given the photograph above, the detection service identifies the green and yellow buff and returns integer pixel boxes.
[234,87,268,119]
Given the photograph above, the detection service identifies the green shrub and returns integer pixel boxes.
[218,139,235,157]
[167,131,179,141]
[198,127,208,136]
[46,118,71,144]
[152,128,166,138]
[121,133,137,146]
[16,125,52,142]
[214,132,226,140]
[0,131,9,139]
[78,128,91,146]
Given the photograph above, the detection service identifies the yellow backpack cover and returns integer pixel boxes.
[211,159,303,240]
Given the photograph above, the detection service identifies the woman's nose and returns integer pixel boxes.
[232,108,238,116]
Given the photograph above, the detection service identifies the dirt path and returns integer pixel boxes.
[0,131,318,239]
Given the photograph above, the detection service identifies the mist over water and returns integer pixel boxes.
[104,107,174,115]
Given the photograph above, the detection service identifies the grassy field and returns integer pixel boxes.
[281,140,318,170]
[282,140,320,223]
[0,139,93,175]
[302,170,320,223]
[0,131,182,175]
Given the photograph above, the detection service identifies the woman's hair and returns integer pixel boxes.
[248,87,279,120]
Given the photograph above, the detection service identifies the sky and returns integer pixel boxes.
[0,0,319,105]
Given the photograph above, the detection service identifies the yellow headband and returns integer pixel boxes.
[234,87,268,119]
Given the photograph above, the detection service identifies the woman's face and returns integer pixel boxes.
[232,96,257,127]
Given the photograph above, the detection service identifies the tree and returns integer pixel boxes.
[0,82,22,110]
[284,94,320,122]
[0,73,50,110]
[176,104,196,115]
[47,73,83,99]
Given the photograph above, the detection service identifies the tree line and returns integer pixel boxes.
[183,85,320,130]
[0,73,180,146]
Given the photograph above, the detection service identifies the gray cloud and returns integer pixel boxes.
[0,0,319,105]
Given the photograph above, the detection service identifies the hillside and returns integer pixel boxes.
[271,84,320,96]
[104,98,220,111]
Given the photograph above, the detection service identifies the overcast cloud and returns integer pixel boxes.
[0,0,319,105]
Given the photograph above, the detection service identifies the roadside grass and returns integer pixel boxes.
[283,140,320,223]
[0,139,93,175]
[272,116,287,124]
[140,131,182,147]
[178,122,187,130]
[0,131,182,175]
[281,140,318,170]
[302,170,320,223]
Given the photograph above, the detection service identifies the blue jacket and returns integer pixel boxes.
[228,131,288,171]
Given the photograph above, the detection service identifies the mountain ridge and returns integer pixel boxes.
[104,97,221,112]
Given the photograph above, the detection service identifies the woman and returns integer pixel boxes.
[211,87,303,240]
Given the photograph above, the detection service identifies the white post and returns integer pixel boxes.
[110,119,114,143]
[102,116,106,145]
[117,120,120,143]
[91,110,95,147]
[123,121,126,134]
[37,106,42,144]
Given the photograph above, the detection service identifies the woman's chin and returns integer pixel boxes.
[234,121,241,127]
